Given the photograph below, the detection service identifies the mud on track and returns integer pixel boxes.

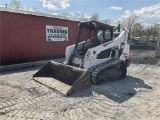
[0,63,160,120]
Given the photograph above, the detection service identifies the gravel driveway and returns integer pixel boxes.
[0,63,160,120]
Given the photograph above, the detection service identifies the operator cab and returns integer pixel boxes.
[74,21,114,57]
[69,21,114,67]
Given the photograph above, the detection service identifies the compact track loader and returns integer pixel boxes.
[33,21,130,96]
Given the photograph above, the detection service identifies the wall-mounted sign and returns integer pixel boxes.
[46,25,68,41]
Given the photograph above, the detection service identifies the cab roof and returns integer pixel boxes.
[79,21,114,30]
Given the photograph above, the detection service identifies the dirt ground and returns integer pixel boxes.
[0,61,160,120]
[0,46,160,120]
[130,46,160,65]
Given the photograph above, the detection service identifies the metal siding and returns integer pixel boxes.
[0,12,2,64]
[26,15,34,60]
[0,11,78,65]
[13,14,21,61]
[1,12,12,64]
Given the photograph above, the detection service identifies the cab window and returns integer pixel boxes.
[97,29,112,42]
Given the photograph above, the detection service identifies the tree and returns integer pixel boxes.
[90,13,100,21]
[101,19,112,24]
[131,23,142,37]
[121,12,138,40]
[9,0,22,9]
[143,24,160,41]
[152,23,160,41]
[157,24,160,41]
[131,23,160,41]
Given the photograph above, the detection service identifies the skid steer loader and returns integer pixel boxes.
[33,21,130,96]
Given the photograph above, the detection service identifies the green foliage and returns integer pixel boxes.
[131,23,141,37]
[153,23,160,41]
[131,23,160,41]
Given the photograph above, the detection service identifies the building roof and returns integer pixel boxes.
[0,7,78,22]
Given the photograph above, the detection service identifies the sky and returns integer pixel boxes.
[0,0,160,26]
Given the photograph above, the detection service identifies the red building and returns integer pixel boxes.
[0,7,79,65]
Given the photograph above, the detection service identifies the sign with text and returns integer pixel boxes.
[46,25,68,41]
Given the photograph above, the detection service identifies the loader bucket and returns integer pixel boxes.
[33,61,91,96]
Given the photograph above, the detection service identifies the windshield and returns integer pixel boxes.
[97,29,112,42]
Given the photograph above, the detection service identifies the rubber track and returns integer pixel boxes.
[88,59,122,84]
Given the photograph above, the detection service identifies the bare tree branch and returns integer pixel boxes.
[121,12,138,40]
[9,0,22,9]
[90,13,99,21]
[101,19,112,24]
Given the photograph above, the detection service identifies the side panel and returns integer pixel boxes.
[83,30,129,69]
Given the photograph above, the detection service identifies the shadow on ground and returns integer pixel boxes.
[70,75,152,103]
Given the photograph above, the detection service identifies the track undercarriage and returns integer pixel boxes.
[89,59,127,85]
